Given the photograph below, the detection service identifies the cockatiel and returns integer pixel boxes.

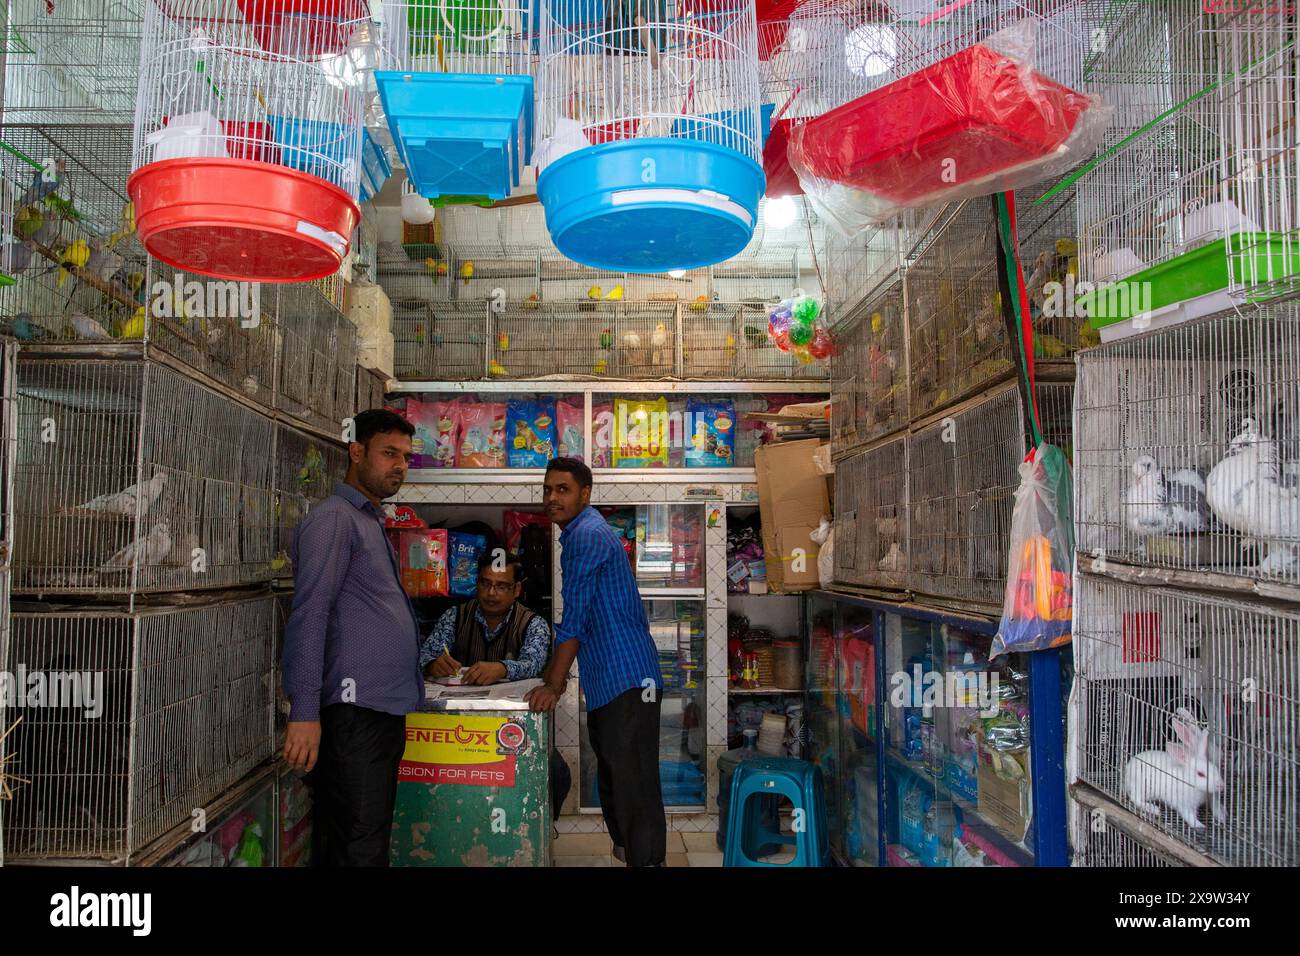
[650,322,668,365]
[99,521,172,572]
[68,312,113,340]
[1123,456,1212,535]
[1206,418,1300,573]
[64,471,167,517]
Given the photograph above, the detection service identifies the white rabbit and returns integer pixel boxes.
[1123,708,1225,830]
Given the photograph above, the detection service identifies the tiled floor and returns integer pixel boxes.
[551,830,795,866]
[552,831,724,867]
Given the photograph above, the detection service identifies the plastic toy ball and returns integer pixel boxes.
[769,307,793,334]
[793,346,815,365]
[793,296,821,325]
[774,328,793,353]
[809,327,834,360]
[788,319,815,347]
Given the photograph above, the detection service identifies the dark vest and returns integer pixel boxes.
[452,600,536,666]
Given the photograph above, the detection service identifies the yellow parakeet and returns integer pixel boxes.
[117,306,146,339]
[460,261,474,283]
[605,285,624,301]
[108,202,136,248]
[58,239,90,286]
[489,359,507,376]
[587,286,603,300]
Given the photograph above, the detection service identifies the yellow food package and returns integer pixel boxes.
[613,397,669,468]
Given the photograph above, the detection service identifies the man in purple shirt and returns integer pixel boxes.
[282,408,422,867]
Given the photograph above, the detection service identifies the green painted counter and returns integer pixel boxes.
[390,694,552,867]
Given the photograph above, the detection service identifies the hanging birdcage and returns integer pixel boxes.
[375,0,537,201]
[128,0,372,282]
[534,0,765,272]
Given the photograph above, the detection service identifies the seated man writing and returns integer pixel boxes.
[418,550,571,818]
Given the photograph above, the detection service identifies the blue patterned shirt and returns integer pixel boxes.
[556,505,662,711]
[419,602,551,681]
[283,483,424,722]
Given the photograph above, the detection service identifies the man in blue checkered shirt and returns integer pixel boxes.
[526,457,666,867]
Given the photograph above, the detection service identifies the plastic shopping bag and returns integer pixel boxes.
[991,443,1074,658]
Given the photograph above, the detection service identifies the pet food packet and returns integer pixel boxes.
[556,399,585,461]
[399,529,449,597]
[448,532,487,597]
[612,397,669,468]
[685,398,736,467]
[506,398,557,468]
[407,398,460,469]
[457,401,506,468]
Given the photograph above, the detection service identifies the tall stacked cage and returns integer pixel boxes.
[1069,2,1300,867]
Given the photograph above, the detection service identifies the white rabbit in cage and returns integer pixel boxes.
[1123,707,1225,831]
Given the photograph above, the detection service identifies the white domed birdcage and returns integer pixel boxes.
[534,0,765,273]
[129,0,374,282]
[375,0,538,202]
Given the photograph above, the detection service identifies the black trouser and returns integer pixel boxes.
[309,703,406,867]
[549,746,572,822]
[586,687,666,867]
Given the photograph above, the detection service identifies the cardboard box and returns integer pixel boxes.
[755,439,830,592]
[975,743,1030,844]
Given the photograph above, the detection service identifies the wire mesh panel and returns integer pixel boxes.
[1071,794,1190,867]
[355,363,389,413]
[1076,2,1219,287]
[829,308,860,454]
[909,382,1073,607]
[1075,304,1300,585]
[612,302,677,379]
[490,306,557,378]
[710,256,798,305]
[1215,7,1300,301]
[1,596,276,862]
[1074,574,1299,867]
[855,281,906,444]
[13,357,277,593]
[274,422,348,572]
[550,302,607,376]
[145,257,277,404]
[378,0,535,76]
[835,433,907,591]
[905,200,1013,420]
[682,303,740,379]
[334,317,358,423]
[1015,172,1088,360]
[274,281,344,432]
[0,2,144,123]
[818,214,902,321]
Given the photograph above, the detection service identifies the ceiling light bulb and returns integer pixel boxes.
[765,196,797,230]
[669,269,686,278]
[845,25,896,78]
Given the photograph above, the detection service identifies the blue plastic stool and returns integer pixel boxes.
[723,757,830,867]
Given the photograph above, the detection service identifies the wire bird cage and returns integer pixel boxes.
[816,212,901,319]
[1075,303,1300,586]
[0,343,14,866]
[375,0,536,200]
[908,381,1073,608]
[1015,169,1088,358]
[0,0,145,123]
[906,200,1013,418]
[1213,7,1300,302]
[128,0,372,281]
[274,422,348,574]
[12,357,277,594]
[534,0,765,272]
[0,596,276,862]
[760,0,1101,224]
[0,124,149,343]
[830,282,905,452]
[834,433,908,592]
[1070,792,1191,867]
[274,281,351,431]
[356,363,389,413]
[1074,2,1228,329]
[1073,573,1300,867]
[393,299,489,379]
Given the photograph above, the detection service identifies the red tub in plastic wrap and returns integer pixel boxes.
[791,42,1094,203]
[763,117,803,198]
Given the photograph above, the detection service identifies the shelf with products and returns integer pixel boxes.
[802,590,1070,868]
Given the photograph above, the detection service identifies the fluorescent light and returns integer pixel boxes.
[669,269,686,279]
[845,25,896,78]
[765,196,797,230]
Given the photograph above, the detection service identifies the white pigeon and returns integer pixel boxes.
[69,312,113,341]
[1123,455,1212,535]
[1206,418,1300,572]
[99,521,172,571]
[64,471,168,517]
